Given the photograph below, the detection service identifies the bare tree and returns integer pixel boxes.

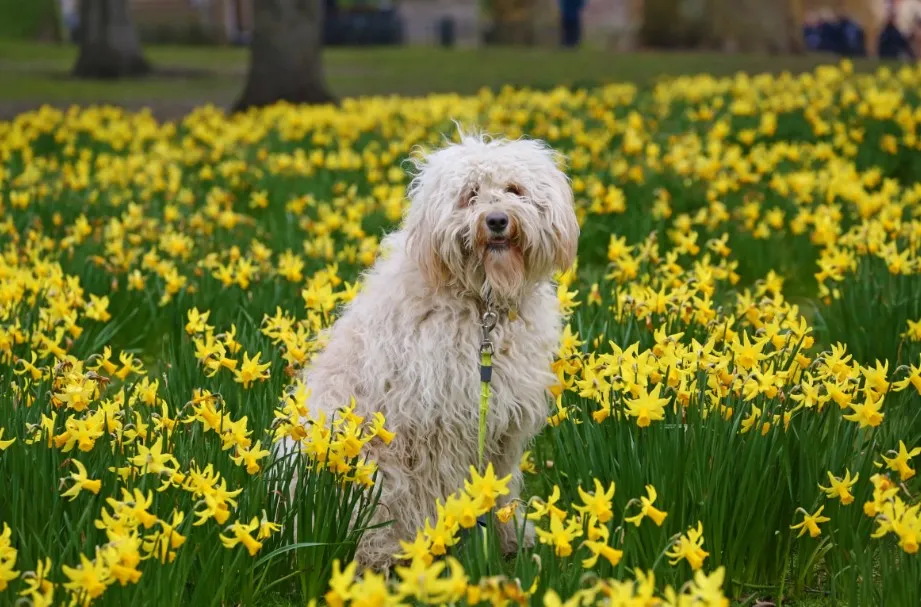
[233,0,334,112]
[639,0,805,53]
[639,0,687,48]
[72,0,151,79]
[706,0,804,53]
[489,0,538,45]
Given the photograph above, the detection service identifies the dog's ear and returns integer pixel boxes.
[406,221,450,290]
[404,152,453,290]
[543,152,580,272]
[553,212,579,272]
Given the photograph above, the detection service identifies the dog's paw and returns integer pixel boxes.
[498,515,535,555]
[519,519,536,549]
[354,547,395,573]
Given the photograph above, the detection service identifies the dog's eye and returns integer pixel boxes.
[460,187,478,208]
[505,184,523,196]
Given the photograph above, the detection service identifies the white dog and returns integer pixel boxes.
[287,131,579,570]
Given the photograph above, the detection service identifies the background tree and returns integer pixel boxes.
[72,0,151,79]
[487,0,538,45]
[640,0,805,53]
[705,0,805,53]
[640,0,692,48]
[233,0,334,112]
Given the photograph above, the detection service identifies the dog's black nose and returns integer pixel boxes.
[486,212,509,233]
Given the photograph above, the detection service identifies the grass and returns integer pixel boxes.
[2,40,920,607]
[0,38,887,119]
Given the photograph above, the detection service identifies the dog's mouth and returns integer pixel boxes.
[486,238,510,252]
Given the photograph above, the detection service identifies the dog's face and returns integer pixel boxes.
[404,135,579,303]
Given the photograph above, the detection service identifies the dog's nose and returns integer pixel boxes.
[485,212,509,233]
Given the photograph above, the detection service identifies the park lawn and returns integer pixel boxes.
[0,38,882,118]
[2,42,920,607]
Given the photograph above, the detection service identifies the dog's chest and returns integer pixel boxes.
[394,305,558,438]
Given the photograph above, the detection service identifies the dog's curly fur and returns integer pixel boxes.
[284,131,579,570]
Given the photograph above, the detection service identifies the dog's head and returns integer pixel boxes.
[403,132,579,303]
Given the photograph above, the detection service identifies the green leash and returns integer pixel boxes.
[478,308,498,472]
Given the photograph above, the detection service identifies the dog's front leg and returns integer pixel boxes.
[491,437,536,555]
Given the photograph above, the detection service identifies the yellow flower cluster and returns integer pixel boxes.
[322,465,728,607]
[867,472,921,554]
[3,58,921,604]
[0,251,390,604]
[543,567,728,607]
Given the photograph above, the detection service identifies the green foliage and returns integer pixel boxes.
[0,0,58,39]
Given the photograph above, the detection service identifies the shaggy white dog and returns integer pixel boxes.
[286,131,579,570]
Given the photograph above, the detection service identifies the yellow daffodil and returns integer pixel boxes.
[60,459,103,501]
[882,441,921,481]
[818,469,859,505]
[464,463,511,510]
[219,517,264,556]
[233,351,271,388]
[625,485,668,527]
[535,513,582,557]
[574,479,615,524]
[665,521,710,570]
[791,506,831,538]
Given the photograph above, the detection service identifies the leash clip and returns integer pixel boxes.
[480,310,498,354]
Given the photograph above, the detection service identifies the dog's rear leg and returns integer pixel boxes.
[353,464,424,573]
[353,506,398,572]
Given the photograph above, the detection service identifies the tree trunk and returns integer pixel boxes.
[233,0,334,112]
[72,0,151,79]
[706,0,804,53]
[490,0,537,45]
[640,0,685,48]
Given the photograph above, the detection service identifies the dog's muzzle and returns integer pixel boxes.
[485,212,510,250]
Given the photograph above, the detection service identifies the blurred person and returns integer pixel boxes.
[837,11,867,55]
[895,0,921,55]
[804,11,824,50]
[880,3,915,58]
[817,8,847,53]
[59,0,79,42]
[560,0,584,47]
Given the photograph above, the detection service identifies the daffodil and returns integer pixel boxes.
[60,459,103,501]
[396,534,433,566]
[843,392,885,428]
[61,552,112,602]
[0,524,19,592]
[129,436,179,476]
[535,513,582,557]
[0,428,15,451]
[464,463,511,510]
[527,485,567,522]
[422,517,458,556]
[818,469,859,505]
[219,517,263,556]
[231,441,272,474]
[625,485,668,527]
[519,450,537,474]
[665,521,709,570]
[580,523,623,568]
[233,351,271,388]
[17,557,54,606]
[623,383,669,428]
[574,479,615,523]
[84,294,112,322]
[791,505,831,538]
[882,441,921,481]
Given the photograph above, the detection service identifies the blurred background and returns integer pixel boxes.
[0,0,914,120]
